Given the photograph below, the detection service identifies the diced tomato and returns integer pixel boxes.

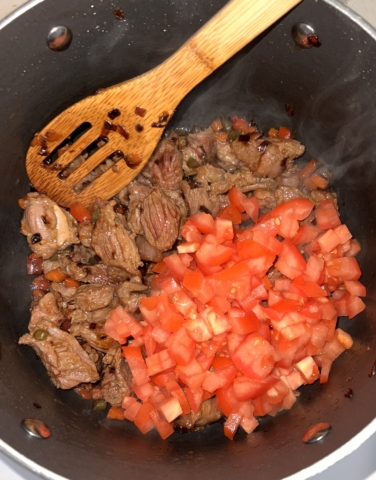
[123,402,141,422]
[292,224,322,246]
[189,212,215,234]
[272,199,314,239]
[133,401,155,434]
[182,269,214,304]
[163,254,187,281]
[224,412,243,440]
[228,187,247,212]
[232,375,278,401]
[149,408,175,439]
[227,308,261,335]
[70,203,91,222]
[294,356,320,384]
[139,296,160,326]
[326,257,361,281]
[215,217,234,243]
[104,306,144,344]
[181,221,203,243]
[315,200,341,230]
[334,224,352,244]
[242,197,260,223]
[185,387,204,414]
[275,239,307,280]
[317,229,341,254]
[196,241,234,267]
[344,280,366,297]
[168,327,196,366]
[231,333,276,380]
[217,205,242,225]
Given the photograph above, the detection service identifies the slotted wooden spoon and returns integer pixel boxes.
[26,0,301,207]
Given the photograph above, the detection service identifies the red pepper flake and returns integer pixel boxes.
[126,153,143,167]
[285,104,294,117]
[135,123,144,132]
[113,8,124,20]
[108,108,121,120]
[104,120,117,132]
[307,34,321,48]
[33,402,42,409]
[118,124,130,139]
[135,106,147,117]
[60,318,72,332]
[158,111,169,123]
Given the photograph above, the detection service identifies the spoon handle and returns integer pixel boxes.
[158,0,301,100]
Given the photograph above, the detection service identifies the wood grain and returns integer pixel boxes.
[26,0,301,207]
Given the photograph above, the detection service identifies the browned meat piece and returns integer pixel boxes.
[253,188,278,210]
[184,188,215,216]
[310,189,337,205]
[116,281,148,313]
[68,303,119,326]
[101,347,133,406]
[195,164,234,195]
[77,221,93,248]
[74,284,114,311]
[135,235,163,263]
[174,398,222,431]
[50,281,77,301]
[70,244,96,264]
[232,167,277,193]
[148,139,183,191]
[29,292,64,330]
[70,322,115,352]
[21,193,79,259]
[19,320,99,389]
[91,201,142,275]
[231,137,305,178]
[80,343,104,372]
[57,255,130,285]
[181,146,203,175]
[187,127,216,157]
[141,187,181,251]
[216,138,239,172]
[125,182,152,236]
[275,186,307,204]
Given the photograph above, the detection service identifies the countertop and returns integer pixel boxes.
[0,0,375,479]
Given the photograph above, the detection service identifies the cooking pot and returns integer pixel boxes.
[0,0,375,479]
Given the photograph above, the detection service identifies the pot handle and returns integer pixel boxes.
[160,0,302,98]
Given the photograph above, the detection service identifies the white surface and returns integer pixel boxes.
[0,0,375,479]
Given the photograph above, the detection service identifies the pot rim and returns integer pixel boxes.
[0,0,375,479]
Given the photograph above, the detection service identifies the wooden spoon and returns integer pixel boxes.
[26,0,301,207]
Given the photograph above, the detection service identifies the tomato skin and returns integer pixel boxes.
[325,257,361,281]
[217,205,242,225]
[70,203,91,222]
[315,200,341,230]
[242,197,260,223]
[231,333,276,380]
[228,187,247,212]
[275,239,307,280]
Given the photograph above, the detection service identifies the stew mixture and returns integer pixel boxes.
[19,117,365,439]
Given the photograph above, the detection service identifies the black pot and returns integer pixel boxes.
[0,0,375,479]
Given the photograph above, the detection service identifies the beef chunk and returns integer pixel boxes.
[187,127,216,158]
[174,398,222,431]
[135,235,163,263]
[77,221,93,248]
[147,139,183,191]
[116,280,148,313]
[141,187,181,251]
[21,193,79,259]
[91,201,142,275]
[184,188,215,216]
[74,284,114,311]
[70,322,115,352]
[29,292,64,330]
[231,137,305,178]
[101,347,133,406]
[19,320,99,389]
[216,138,239,172]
